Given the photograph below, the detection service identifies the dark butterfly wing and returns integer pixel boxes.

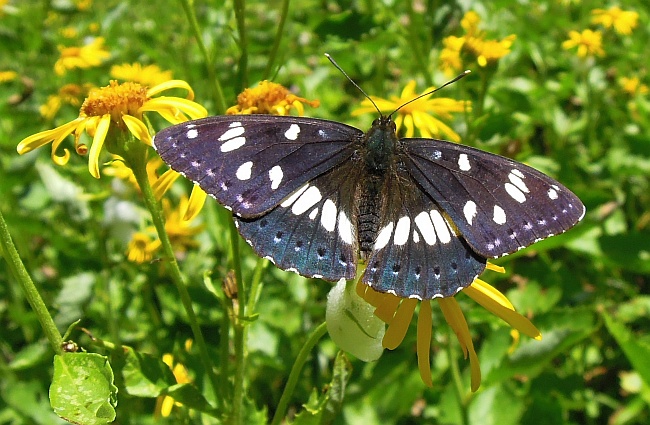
[236,160,362,281]
[404,139,585,258]
[153,115,363,217]
[361,170,486,299]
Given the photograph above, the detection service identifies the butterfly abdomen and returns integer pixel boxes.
[358,176,384,255]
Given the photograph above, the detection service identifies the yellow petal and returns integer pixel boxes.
[142,97,208,121]
[417,300,433,387]
[463,282,542,340]
[152,168,181,200]
[147,79,195,100]
[122,114,152,145]
[374,293,401,323]
[184,185,207,221]
[88,114,111,178]
[438,297,481,392]
[383,298,417,350]
[486,262,505,273]
[17,118,83,154]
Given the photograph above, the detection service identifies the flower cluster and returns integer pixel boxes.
[54,37,111,76]
[226,80,320,115]
[439,11,516,74]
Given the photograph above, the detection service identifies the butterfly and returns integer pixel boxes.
[153,88,584,300]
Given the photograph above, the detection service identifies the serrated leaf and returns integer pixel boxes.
[50,353,118,425]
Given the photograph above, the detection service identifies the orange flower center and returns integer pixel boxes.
[80,80,148,126]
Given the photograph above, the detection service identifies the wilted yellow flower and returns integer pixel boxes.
[226,80,319,115]
[155,340,193,418]
[591,6,639,35]
[54,37,111,76]
[352,80,470,142]
[464,35,517,67]
[162,195,204,251]
[110,63,174,87]
[18,80,207,178]
[440,36,465,75]
[357,263,541,390]
[562,29,605,58]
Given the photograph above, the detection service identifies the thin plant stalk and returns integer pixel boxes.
[0,210,63,354]
[263,0,290,80]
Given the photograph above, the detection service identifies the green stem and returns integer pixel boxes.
[229,220,246,425]
[447,332,469,425]
[233,0,249,90]
[129,154,221,405]
[0,210,63,354]
[263,0,290,80]
[179,0,227,114]
[270,322,328,425]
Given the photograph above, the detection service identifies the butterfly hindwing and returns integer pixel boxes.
[361,171,486,299]
[235,160,362,281]
[404,139,585,258]
[153,115,363,217]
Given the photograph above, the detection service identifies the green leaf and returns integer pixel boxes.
[119,346,176,397]
[293,352,352,425]
[602,311,650,387]
[50,353,118,425]
[469,384,525,425]
[162,383,216,414]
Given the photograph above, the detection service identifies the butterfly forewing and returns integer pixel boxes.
[236,160,362,280]
[361,170,486,299]
[153,115,363,217]
[404,139,585,258]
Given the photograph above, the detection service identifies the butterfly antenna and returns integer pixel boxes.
[325,53,382,116]
[388,70,471,118]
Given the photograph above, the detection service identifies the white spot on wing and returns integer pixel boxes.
[280,184,309,208]
[236,161,253,180]
[508,171,530,193]
[414,211,437,245]
[393,216,411,246]
[218,126,244,141]
[511,169,525,178]
[463,200,477,225]
[220,137,246,152]
[413,229,420,243]
[458,153,471,171]
[338,211,354,244]
[309,207,318,220]
[548,188,559,200]
[374,222,394,250]
[505,182,527,203]
[430,210,451,244]
[187,129,198,139]
[291,185,322,215]
[229,121,242,128]
[284,124,300,140]
[321,199,337,232]
[493,205,507,225]
[268,165,283,190]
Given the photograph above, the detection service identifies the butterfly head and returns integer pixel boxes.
[372,115,397,133]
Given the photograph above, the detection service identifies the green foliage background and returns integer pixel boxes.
[1,0,650,424]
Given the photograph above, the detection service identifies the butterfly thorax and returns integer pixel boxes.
[358,116,399,255]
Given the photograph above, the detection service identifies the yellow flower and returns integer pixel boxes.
[226,80,320,115]
[17,80,207,178]
[591,7,639,35]
[464,35,517,67]
[155,339,193,418]
[562,29,605,58]
[60,27,78,39]
[40,83,92,121]
[75,0,92,11]
[0,70,17,83]
[441,11,516,73]
[357,263,541,390]
[620,76,649,96]
[162,195,204,251]
[440,36,465,75]
[352,80,470,142]
[54,37,111,76]
[110,63,174,87]
[126,232,161,263]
